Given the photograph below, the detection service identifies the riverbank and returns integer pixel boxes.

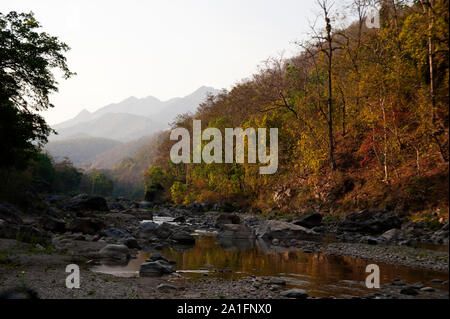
[0,196,448,299]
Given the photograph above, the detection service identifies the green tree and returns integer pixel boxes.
[0,11,74,170]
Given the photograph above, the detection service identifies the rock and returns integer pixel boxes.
[338,210,401,234]
[173,216,186,223]
[138,201,153,209]
[35,243,45,250]
[38,216,66,233]
[154,223,175,239]
[218,224,255,239]
[292,213,323,229]
[45,195,65,204]
[103,227,132,240]
[149,253,170,263]
[430,224,449,244]
[312,226,326,233]
[157,283,177,291]
[400,286,419,295]
[280,288,308,299]
[68,217,105,235]
[63,194,109,211]
[0,203,24,224]
[186,202,211,213]
[215,213,241,228]
[171,230,195,244]
[256,220,319,241]
[270,285,282,291]
[269,278,286,285]
[420,287,435,292]
[366,236,379,245]
[272,238,279,245]
[139,260,174,277]
[212,202,235,212]
[410,282,424,289]
[107,202,125,211]
[138,221,159,238]
[392,279,406,286]
[430,279,443,283]
[120,237,140,249]
[98,244,130,262]
[378,228,402,243]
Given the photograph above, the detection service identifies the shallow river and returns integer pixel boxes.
[91,217,448,298]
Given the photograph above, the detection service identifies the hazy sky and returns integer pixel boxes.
[1,0,343,125]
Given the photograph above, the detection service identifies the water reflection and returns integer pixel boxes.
[91,234,448,298]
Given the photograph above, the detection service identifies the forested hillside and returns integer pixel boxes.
[45,137,121,166]
[141,1,449,219]
[108,131,168,199]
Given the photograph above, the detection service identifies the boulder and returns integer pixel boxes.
[137,222,178,240]
[102,227,139,248]
[269,278,286,285]
[171,231,195,244]
[338,210,401,234]
[256,220,319,241]
[400,286,419,296]
[366,236,379,245]
[98,244,130,262]
[103,227,133,240]
[120,237,140,249]
[107,202,125,211]
[186,202,211,213]
[148,253,170,263]
[173,216,186,223]
[215,213,241,228]
[0,203,23,224]
[68,217,105,235]
[430,223,449,245]
[154,222,174,239]
[280,288,308,299]
[38,216,66,233]
[218,224,255,239]
[378,228,403,243]
[139,260,174,277]
[292,213,323,229]
[137,221,159,238]
[212,202,235,212]
[63,194,109,211]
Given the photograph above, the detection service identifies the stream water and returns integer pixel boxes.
[91,217,449,298]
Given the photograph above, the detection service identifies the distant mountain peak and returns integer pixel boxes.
[75,109,91,117]
[51,86,219,141]
[121,96,139,103]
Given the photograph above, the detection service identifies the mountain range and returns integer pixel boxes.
[46,86,219,168]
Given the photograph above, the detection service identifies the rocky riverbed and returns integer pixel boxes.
[0,195,448,299]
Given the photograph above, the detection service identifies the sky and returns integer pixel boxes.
[1,0,348,125]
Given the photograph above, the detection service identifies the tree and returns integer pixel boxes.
[0,11,74,169]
